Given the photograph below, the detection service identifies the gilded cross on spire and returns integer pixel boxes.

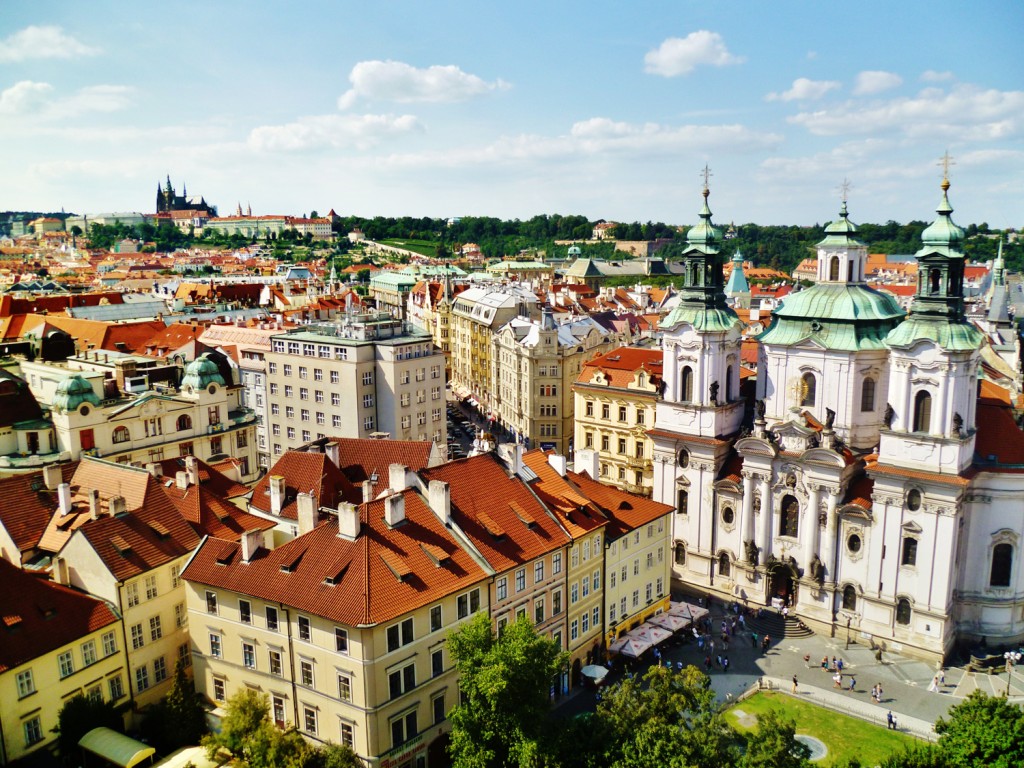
[838,178,852,203]
[701,163,712,197]
[938,150,955,188]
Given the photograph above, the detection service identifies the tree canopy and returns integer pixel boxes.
[55,694,123,764]
[933,690,1024,768]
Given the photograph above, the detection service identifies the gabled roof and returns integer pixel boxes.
[161,482,274,541]
[0,558,119,673]
[156,455,250,498]
[576,346,663,390]
[328,437,439,486]
[521,450,607,539]
[182,490,489,627]
[0,463,78,555]
[565,467,673,540]
[250,451,359,520]
[421,453,570,573]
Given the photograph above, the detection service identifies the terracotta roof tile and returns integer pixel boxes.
[522,449,606,538]
[250,451,359,520]
[564,469,673,540]
[329,437,436,486]
[575,347,663,391]
[0,463,78,554]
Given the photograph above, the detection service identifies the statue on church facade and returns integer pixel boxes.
[883,403,895,428]
[709,380,720,405]
[744,539,760,565]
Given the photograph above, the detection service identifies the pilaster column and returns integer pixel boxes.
[803,484,821,573]
[758,476,773,559]
[821,488,839,582]
[741,472,755,557]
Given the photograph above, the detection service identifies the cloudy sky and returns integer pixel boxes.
[1,1,1021,227]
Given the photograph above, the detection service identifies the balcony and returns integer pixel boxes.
[626,456,652,471]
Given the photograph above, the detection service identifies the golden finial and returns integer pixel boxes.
[701,163,712,198]
[938,150,954,191]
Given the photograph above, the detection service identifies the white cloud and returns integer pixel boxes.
[789,84,1024,141]
[248,113,422,152]
[0,25,100,63]
[0,80,53,114]
[53,85,134,117]
[338,60,508,109]
[854,70,902,95]
[766,78,840,102]
[921,70,954,83]
[644,31,744,77]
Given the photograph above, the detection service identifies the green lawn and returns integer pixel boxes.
[725,691,919,766]
[378,239,438,257]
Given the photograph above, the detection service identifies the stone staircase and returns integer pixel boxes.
[746,609,815,640]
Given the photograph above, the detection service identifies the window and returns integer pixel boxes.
[298,616,311,641]
[907,489,922,511]
[637,409,645,425]
[237,600,251,624]
[718,552,730,577]
[170,563,181,588]
[432,648,444,677]
[552,552,562,574]
[843,584,857,611]
[270,650,283,676]
[582,612,590,633]
[861,377,876,412]
[154,656,168,682]
[433,693,446,724]
[176,414,193,431]
[102,631,117,656]
[338,672,352,701]
[206,591,218,614]
[335,627,349,653]
[388,663,416,699]
[304,706,318,735]
[680,366,693,402]
[23,717,43,746]
[534,597,545,623]
[266,606,279,631]
[273,696,286,728]
[632,590,640,608]
[112,425,130,444]
[618,438,626,455]
[611,571,617,588]
[16,669,35,697]
[212,678,226,702]
[585,401,594,417]
[299,367,308,380]
[552,589,562,615]
[896,598,912,626]
[618,406,627,422]
[571,582,580,604]
[178,642,191,668]
[386,618,414,652]
[601,436,609,452]
[331,370,340,384]
[430,605,442,633]
[150,615,162,641]
[390,710,418,747]
[243,642,256,669]
[847,534,862,553]
[457,588,480,618]
[209,633,221,657]
[913,390,932,433]
[82,640,97,666]
[676,488,688,516]
[109,674,124,700]
[300,659,315,687]
[496,577,508,601]
[314,369,323,382]
[780,495,799,538]
[582,578,590,598]
[126,582,140,607]
[901,537,918,567]
[601,403,610,419]
[570,619,579,641]
[131,623,145,650]
[136,665,150,692]
[675,542,686,565]
[991,543,1013,587]
[535,560,545,583]
[515,568,526,592]
[801,372,817,407]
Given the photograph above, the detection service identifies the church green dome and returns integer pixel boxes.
[52,374,101,413]
[181,353,226,391]
[817,201,866,248]
[917,179,965,257]
[567,245,582,257]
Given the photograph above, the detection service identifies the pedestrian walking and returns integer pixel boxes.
[704,655,712,671]
[887,711,897,730]
[871,684,879,703]
[723,656,729,672]
[751,632,758,649]
[833,673,843,688]
[939,669,946,686]
[821,656,829,671]
[837,658,844,673]
[792,675,798,693]
[877,683,884,702]
[716,654,722,668]
[762,634,771,652]
[698,635,705,651]
[831,656,837,672]
[848,675,856,692]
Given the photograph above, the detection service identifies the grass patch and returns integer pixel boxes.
[725,691,918,766]
[378,239,438,257]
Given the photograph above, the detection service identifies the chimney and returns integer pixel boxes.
[385,491,405,527]
[185,455,199,485]
[388,463,408,493]
[240,529,262,563]
[511,443,524,476]
[337,501,359,540]
[109,495,126,517]
[57,482,72,516]
[547,453,567,477]
[88,489,101,520]
[176,470,189,490]
[43,464,62,490]
[146,462,162,479]
[324,440,340,468]
[269,475,286,515]
[428,480,451,526]
[362,479,373,504]
[297,492,317,535]
[574,448,599,480]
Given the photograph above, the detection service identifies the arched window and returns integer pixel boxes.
[718,552,731,577]
[674,542,687,566]
[678,449,689,468]
[912,391,932,433]
[725,364,735,403]
[906,489,922,511]
[111,425,130,444]
[176,414,193,431]
[842,585,857,611]
[780,494,799,538]
[895,598,912,626]
[680,366,693,403]
[676,488,688,516]
[801,372,816,407]
[829,256,840,281]
[861,377,876,412]
[901,537,918,566]
[991,543,1013,587]
[929,268,941,294]
[848,261,855,282]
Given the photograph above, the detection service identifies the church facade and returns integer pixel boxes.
[651,177,1024,663]
[155,176,216,215]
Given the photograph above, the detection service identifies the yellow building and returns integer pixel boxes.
[183,488,491,767]
[573,346,663,496]
[0,558,128,764]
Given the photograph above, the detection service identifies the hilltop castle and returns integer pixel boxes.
[155,176,216,216]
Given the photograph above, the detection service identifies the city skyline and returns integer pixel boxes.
[1,1,1021,227]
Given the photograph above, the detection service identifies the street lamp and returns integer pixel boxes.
[1004,651,1021,696]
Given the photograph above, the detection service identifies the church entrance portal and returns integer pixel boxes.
[766,558,799,608]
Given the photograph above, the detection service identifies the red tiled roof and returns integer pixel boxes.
[576,346,663,390]
[329,437,436,487]
[0,463,78,554]
[182,489,489,626]
[161,483,274,541]
[843,475,874,511]
[250,451,359,520]
[564,469,673,540]
[522,450,606,538]
[975,402,1024,469]
[0,558,120,673]
[421,453,570,573]
[717,453,743,484]
[156,456,250,498]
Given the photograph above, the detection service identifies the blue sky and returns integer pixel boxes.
[1,1,1021,227]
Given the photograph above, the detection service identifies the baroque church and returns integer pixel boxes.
[650,174,1023,663]
[155,175,216,215]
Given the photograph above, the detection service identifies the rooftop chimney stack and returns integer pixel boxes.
[109,495,126,517]
[573,448,599,480]
[176,471,189,490]
[88,489,101,520]
[362,479,373,504]
[185,455,199,486]
[325,440,340,468]
[547,453,567,477]
[43,464,62,490]
[57,482,72,516]
[511,443,525,477]
[297,492,317,535]
[240,529,263,563]
[385,491,405,527]
[337,501,359,540]
[146,462,162,479]
[388,463,408,493]
[428,480,451,526]
[269,475,286,516]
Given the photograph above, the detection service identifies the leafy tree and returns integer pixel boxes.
[142,660,207,751]
[447,612,567,768]
[737,708,811,768]
[203,689,271,760]
[933,690,1024,768]
[54,694,122,764]
[300,743,363,768]
[876,745,951,767]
